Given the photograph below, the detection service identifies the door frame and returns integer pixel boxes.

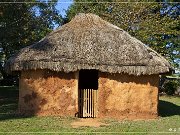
[78,70,98,118]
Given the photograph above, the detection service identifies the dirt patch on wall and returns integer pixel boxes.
[19,70,78,116]
[98,72,159,119]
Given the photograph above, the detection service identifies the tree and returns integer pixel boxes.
[66,0,180,68]
[0,0,62,81]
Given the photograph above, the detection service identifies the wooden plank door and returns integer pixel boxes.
[79,89,98,118]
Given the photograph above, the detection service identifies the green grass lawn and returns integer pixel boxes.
[0,86,180,134]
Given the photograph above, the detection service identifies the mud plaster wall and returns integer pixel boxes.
[19,70,78,116]
[98,72,159,119]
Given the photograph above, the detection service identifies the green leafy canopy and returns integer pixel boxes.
[0,0,62,79]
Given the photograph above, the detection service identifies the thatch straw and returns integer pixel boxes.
[5,13,171,75]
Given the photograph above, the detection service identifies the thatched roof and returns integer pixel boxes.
[5,13,171,75]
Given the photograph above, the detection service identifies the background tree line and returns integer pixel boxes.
[0,0,62,83]
[0,0,179,86]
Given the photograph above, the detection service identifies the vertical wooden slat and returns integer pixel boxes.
[96,90,98,117]
[80,89,82,118]
[89,89,91,117]
[85,89,87,117]
[87,89,89,118]
[81,89,82,117]
[96,89,98,117]
[94,89,95,118]
[84,89,86,118]
[88,89,89,117]
[82,89,83,117]
[81,89,83,118]
[86,89,88,117]
[92,90,94,117]
[93,90,96,117]
[90,89,91,117]
[89,89,90,117]
[80,89,83,117]
[88,89,90,118]
[89,89,90,118]
[79,89,80,118]
[83,89,85,117]
[91,89,93,117]
[87,89,88,117]
[91,90,94,117]
[85,89,86,118]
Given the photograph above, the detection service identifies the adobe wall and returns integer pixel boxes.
[98,72,159,119]
[19,70,78,116]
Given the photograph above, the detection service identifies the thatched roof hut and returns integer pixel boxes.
[5,13,170,75]
[5,13,171,119]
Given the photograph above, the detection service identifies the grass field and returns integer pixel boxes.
[0,86,180,134]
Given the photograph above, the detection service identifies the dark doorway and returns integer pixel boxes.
[78,69,98,118]
[78,69,98,90]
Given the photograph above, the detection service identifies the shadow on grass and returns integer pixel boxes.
[159,100,180,117]
[0,97,33,121]
[0,86,33,121]
[0,103,31,121]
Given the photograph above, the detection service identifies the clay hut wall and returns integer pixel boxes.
[19,70,78,116]
[97,72,159,119]
[19,69,159,119]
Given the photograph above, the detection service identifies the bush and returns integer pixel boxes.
[163,80,179,95]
